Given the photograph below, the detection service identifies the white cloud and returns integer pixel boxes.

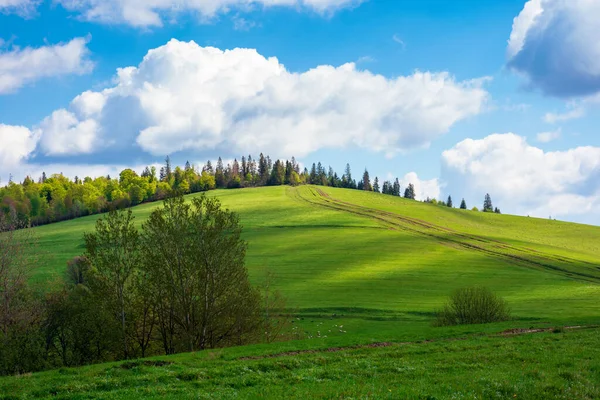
[543,106,585,124]
[0,124,40,182]
[0,37,94,94]
[399,172,440,201]
[55,0,365,27]
[356,55,375,64]
[507,0,600,98]
[442,133,600,223]
[37,109,100,155]
[506,0,543,59]
[0,0,39,17]
[232,15,258,31]
[34,39,489,158]
[536,129,560,143]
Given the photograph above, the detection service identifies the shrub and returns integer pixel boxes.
[434,287,510,327]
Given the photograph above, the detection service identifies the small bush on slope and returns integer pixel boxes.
[435,287,511,326]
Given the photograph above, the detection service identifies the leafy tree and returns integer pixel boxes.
[0,214,44,375]
[483,193,493,212]
[141,195,261,352]
[460,198,467,209]
[84,209,140,359]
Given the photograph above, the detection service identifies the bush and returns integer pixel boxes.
[434,287,510,327]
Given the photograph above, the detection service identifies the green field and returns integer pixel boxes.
[9,185,600,398]
[33,186,600,325]
[2,327,599,399]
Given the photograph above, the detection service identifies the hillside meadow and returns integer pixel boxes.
[29,185,600,338]
[2,185,600,398]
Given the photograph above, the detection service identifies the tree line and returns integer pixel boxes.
[1,154,501,231]
[0,194,292,376]
[425,193,501,214]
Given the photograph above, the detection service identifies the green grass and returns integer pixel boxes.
[11,185,600,398]
[31,185,600,327]
[2,327,599,399]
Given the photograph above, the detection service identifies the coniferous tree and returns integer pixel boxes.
[362,169,372,191]
[184,161,191,171]
[494,207,501,214]
[215,158,225,188]
[165,156,173,182]
[373,177,380,193]
[258,154,268,184]
[460,198,467,209]
[382,181,391,194]
[447,195,453,208]
[393,178,401,196]
[309,163,317,184]
[241,156,247,177]
[404,183,416,200]
[483,193,493,212]
[232,159,240,178]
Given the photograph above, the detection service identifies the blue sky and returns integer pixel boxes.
[1,0,600,224]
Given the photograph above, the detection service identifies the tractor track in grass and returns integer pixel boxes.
[291,187,600,284]
[238,325,598,361]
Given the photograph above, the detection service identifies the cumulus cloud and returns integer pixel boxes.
[34,39,488,158]
[0,37,94,94]
[0,124,39,182]
[37,109,100,155]
[442,133,600,224]
[536,129,560,143]
[507,0,600,98]
[0,0,39,17]
[55,0,365,27]
[398,172,440,201]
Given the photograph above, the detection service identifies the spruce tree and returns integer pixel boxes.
[447,195,453,208]
[460,198,467,209]
[215,157,225,188]
[483,193,493,212]
[258,154,268,184]
[344,164,352,187]
[404,183,416,200]
[362,169,372,191]
[373,177,380,193]
[393,178,401,196]
[165,156,173,182]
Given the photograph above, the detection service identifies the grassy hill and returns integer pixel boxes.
[8,185,599,398]
[32,186,600,325]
